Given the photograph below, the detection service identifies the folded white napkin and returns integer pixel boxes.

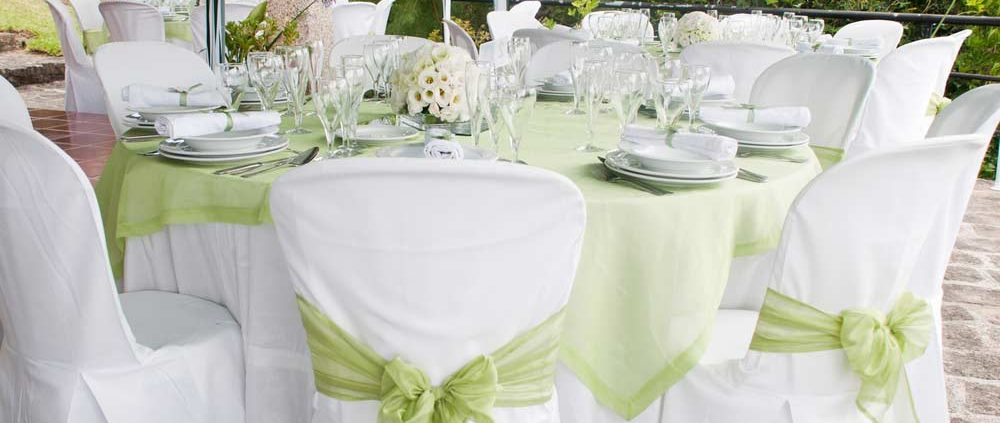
[424,139,465,160]
[123,83,226,108]
[621,125,737,161]
[816,43,845,54]
[154,111,281,138]
[699,106,812,128]
[704,74,736,98]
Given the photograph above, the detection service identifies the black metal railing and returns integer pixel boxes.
[461,0,1000,83]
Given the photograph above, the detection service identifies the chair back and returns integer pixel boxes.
[834,20,904,59]
[331,3,377,46]
[94,41,217,136]
[749,134,989,400]
[487,9,544,41]
[44,0,91,71]
[750,54,876,157]
[190,3,255,57]
[933,30,972,95]
[509,0,541,18]
[0,76,31,129]
[850,36,967,157]
[99,1,165,43]
[514,27,589,53]
[680,41,795,104]
[269,158,586,421]
[370,0,395,35]
[0,124,140,379]
[67,0,104,30]
[444,19,478,59]
[929,84,1000,138]
[45,0,107,114]
[525,40,573,85]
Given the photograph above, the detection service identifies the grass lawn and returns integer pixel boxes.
[0,0,61,56]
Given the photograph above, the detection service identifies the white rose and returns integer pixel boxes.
[417,68,439,90]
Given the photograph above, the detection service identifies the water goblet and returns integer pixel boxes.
[216,62,248,112]
[314,73,349,159]
[654,79,689,133]
[246,52,284,112]
[684,64,711,126]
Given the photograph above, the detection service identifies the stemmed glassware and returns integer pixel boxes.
[363,41,390,101]
[654,79,690,134]
[805,18,825,44]
[567,41,589,115]
[638,8,652,42]
[495,80,536,164]
[336,65,367,156]
[216,63,248,112]
[658,15,678,53]
[314,71,350,159]
[246,52,284,112]
[609,69,644,140]
[305,40,324,117]
[278,45,313,135]
[465,61,493,147]
[380,39,401,104]
[684,64,711,126]
[578,59,606,152]
[506,37,531,87]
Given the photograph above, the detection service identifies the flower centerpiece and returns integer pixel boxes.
[390,44,473,124]
[224,0,333,63]
[675,11,721,48]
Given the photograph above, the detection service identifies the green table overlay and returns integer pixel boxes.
[95,100,821,419]
[84,20,193,54]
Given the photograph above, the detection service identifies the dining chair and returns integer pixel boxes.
[903,84,1000,423]
[487,8,544,41]
[509,0,542,18]
[370,0,395,36]
[933,30,973,96]
[330,3,377,46]
[849,34,971,158]
[749,54,876,169]
[190,3,255,57]
[444,18,478,59]
[680,41,796,104]
[99,1,166,43]
[514,27,590,53]
[43,0,106,114]
[0,124,246,423]
[0,76,31,129]
[269,158,587,423]
[833,20,905,59]
[94,41,217,137]
[658,133,989,423]
[524,40,573,86]
[67,0,104,32]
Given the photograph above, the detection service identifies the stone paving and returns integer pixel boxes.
[13,79,1000,422]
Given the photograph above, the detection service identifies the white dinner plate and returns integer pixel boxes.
[701,94,736,104]
[159,135,288,159]
[618,141,727,176]
[606,150,738,180]
[127,105,219,120]
[701,119,804,144]
[605,153,738,186]
[735,131,811,149]
[342,124,420,144]
[182,126,281,152]
[375,143,498,161]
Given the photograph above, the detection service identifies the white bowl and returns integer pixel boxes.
[619,141,720,175]
[701,120,803,144]
[181,126,280,153]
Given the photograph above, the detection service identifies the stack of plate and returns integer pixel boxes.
[537,76,574,99]
[605,146,738,186]
[157,128,288,164]
[375,143,498,160]
[700,119,810,150]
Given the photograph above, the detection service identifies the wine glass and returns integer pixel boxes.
[567,41,589,115]
[246,52,284,112]
[506,37,531,87]
[278,45,312,135]
[638,9,651,42]
[610,69,644,140]
[578,59,606,152]
[658,15,678,53]
[363,41,390,101]
[465,61,492,147]
[305,40,324,117]
[379,40,401,104]
[334,65,367,156]
[314,73,349,159]
[805,18,825,43]
[216,62,248,112]
[497,85,536,164]
[684,64,711,126]
[654,79,689,133]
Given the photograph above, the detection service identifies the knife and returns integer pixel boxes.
[240,147,319,178]
[214,153,298,175]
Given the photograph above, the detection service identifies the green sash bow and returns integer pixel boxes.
[169,83,204,106]
[297,296,565,423]
[750,289,933,423]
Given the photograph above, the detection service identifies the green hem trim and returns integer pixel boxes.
[733,232,782,257]
[116,207,272,238]
[558,328,712,419]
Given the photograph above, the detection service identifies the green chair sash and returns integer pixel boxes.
[810,145,845,170]
[750,288,933,423]
[297,296,565,423]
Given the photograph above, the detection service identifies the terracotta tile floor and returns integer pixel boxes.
[30,108,116,183]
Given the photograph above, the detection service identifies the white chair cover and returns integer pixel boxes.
[190,3,255,57]
[904,84,1000,423]
[934,30,972,96]
[487,9,544,41]
[750,54,876,157]
[0,125,246,423]
[99,1,166,43]
[330,3,377,46]
[514,27,590,53]
[680,41,795,104]
[67,0,104,31]
[370,0,394,36]
[444,18,478,59]
[269,158,586,423]
[44,0,105,113]
[660,134,990,423]
[94,41,217,137]
[329,35,432,92]
[849,35,969,157]
[833,20,904,59]
[525,40,572,86]
[509,0,541,18]
[0,76,31,129]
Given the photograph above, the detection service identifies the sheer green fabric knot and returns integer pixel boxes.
[750,289,933,423]
[379,356,498,423]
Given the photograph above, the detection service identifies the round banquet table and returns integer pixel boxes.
[94,100,821,423]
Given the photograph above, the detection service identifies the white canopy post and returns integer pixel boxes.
[206,0,226,69]
[494,0,508,11]
[993,151,1000,191]
[443,0,451,45]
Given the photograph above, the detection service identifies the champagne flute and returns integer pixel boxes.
[305,40,324,117]
[658,15,678,53]
[507,37,531,87]
[498,86,536,164]
[610,69,643,140]
[246,52,284,112]
[315,72,349,159]
[335,65,367,156]
[465,61,493,147]
[567,41,589,115]
[278,45,312,135]
[362,41,389,101]
[577,59,606,152]
[684,64,711,126]
[216,62,248,112]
